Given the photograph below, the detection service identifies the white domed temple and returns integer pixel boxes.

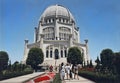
[22,5,90,66]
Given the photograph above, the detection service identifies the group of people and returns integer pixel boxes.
[59,63,79,81]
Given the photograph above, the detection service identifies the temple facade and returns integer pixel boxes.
[22,5,90,66]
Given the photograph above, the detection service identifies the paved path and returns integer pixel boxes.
[1,72,95,83]
[63,73,95,83]
[0,72,45,83]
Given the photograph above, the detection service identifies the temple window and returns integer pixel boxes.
[46,50,49,58]
[64,50,67,57]
[50,50,52,58]
[61,50,63,57]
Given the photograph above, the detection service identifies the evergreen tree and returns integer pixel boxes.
[100,49,114,71]
[0,51,9,71]
[95,56,101,72]
[113,52,120,75]
[89,60,93,68]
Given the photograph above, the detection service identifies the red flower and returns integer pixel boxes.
[33,72,56,83]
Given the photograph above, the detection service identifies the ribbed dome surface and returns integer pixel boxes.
[41,5,74,21]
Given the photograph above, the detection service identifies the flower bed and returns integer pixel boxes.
[27,72,56,83]
[79,67,95,72]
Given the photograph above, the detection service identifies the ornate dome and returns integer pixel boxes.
[40,4,75,21]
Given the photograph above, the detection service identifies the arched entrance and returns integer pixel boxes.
[54,49,59,59]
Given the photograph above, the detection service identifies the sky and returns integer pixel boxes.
[0,0,120,64]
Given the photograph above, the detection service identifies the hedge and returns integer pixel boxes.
[0,70,33,80]
[78,71,120,83]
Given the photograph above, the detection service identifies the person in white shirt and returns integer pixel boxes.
[65,63,71,80]
[60,63,65,81]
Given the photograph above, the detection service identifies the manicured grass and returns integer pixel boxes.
[53,73,61,83]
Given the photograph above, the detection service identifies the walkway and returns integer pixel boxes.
[64,73,95,83]
[0,72,45,83]
[0,72,95,83]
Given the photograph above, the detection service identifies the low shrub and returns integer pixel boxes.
[0,69,33,80]
[79,70,120,83]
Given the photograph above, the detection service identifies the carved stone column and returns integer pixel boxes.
[40,34,44,48]
[23,39,29,64]
[84,39,90,62]
[69,34,73,47]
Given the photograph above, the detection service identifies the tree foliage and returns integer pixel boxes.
[95,48,120,75]
[95,56,101,64]
[100,49,114,70]
[89,60,93,68]
[0,51,9,71]
[67,47,83,64]
[26,48,44,70]
[113,52,120,74]
[95,56,101,71]
[0,61,33,80]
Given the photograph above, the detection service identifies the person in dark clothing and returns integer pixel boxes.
[49,65,53,72]
[74,64,79,80]
[69,69,72,79]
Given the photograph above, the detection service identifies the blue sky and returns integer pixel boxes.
[0,0,120,63]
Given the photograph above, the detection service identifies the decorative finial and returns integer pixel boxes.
[84,39,88,44]
[25,39,29,43]
[35,27,37,29]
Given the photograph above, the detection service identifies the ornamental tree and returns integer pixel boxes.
[113,52,120,74]
[100,49,114,71]
[0,51,9,71]
[95,56,101,72]
[26,48,44,71]
[89,60,93,68]
[67,47,83,64]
